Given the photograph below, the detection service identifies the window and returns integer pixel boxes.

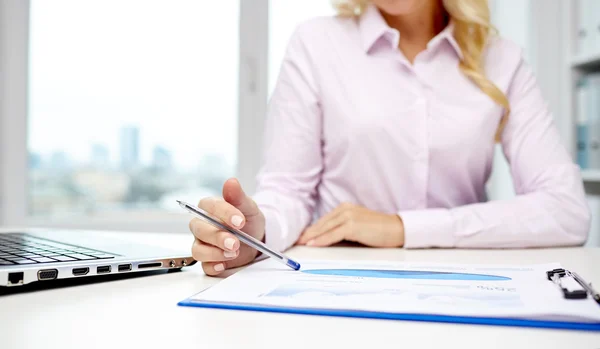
[27,0,240,218]
[268,0,337,95]
[1,0,338,230]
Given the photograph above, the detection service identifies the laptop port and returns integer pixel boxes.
[138,262,162,269]
[97,265,111,274]
[38,269,58,281]
[118,264,132,272]
[8,272,24,285]
[72,267,89,276]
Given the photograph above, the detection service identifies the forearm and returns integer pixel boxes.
[401,165,590,249]
[254,190,314,252]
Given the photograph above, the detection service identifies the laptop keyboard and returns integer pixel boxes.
[0,233,116,265]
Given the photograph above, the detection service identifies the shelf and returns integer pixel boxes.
[582,170,600,182]
[572,52,600,70]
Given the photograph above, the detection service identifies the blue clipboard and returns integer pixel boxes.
[178,267,600,332]
[177,297,600,332]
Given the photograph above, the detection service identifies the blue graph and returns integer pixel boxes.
[264,286,521,306]
[302,269,511,281]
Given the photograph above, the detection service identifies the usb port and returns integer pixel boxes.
[118,264,132,272]
[97,265,111,274]
[72,267,89,276]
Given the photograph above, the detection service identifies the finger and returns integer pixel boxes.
[306,224,347,247]
[222,178,260,219]
[201,244,258,276]
[202,261,228,276]
[298,212,346,245]
[192,239,239,262]
[309,204,348,232]
[199,196,246,229]
[189,218,240,251]
[298,207,346,244]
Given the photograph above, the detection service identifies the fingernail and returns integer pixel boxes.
[224,238,236,250]
[224,250,236,258]
[307,240,315,246]
[214,263,224,272]
[231,215,243,227]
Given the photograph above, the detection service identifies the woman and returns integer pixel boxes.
[189,0,591,275]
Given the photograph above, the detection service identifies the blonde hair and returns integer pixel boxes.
[332,0,510,142]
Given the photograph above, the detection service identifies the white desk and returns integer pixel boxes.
[1,230,599,349]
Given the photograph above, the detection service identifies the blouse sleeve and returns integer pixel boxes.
[400,55,591,248]
[252,27,323,252]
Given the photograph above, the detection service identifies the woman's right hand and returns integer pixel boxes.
[189,178,265,276]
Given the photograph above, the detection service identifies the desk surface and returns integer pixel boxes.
[1,230,599,349]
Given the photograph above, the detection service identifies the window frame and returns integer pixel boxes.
[0,0,269,232]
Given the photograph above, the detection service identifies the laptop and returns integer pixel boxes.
[0,229,196,287]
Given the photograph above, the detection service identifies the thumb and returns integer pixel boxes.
[222,178,259,218]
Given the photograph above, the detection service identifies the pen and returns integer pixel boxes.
[176,200,301,271]
[572,271,600,305]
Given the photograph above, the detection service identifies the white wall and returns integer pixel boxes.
[587,195,600,247]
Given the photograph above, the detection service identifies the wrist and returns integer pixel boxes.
[255,228,266,258]
[388,214,405,247]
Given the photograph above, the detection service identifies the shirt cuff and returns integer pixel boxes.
[261,208,289,253]
[399,208,456,248]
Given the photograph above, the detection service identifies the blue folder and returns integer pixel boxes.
[178,297,600,332]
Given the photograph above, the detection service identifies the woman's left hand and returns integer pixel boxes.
[297,203,405,248]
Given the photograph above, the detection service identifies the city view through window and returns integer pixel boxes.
[28,124,234,216]
[27,0,239,217]
[27,0,336,218]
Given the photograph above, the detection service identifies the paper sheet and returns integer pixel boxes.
[187,259,600,323]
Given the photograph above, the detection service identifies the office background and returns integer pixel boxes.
[0,0,599,246]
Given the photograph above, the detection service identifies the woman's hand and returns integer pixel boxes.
[297,203,404,248]
[189,178,265,276]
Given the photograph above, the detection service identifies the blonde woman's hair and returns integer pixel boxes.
[331,0,510,142]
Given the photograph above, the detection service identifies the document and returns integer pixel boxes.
[182,259,600,324]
